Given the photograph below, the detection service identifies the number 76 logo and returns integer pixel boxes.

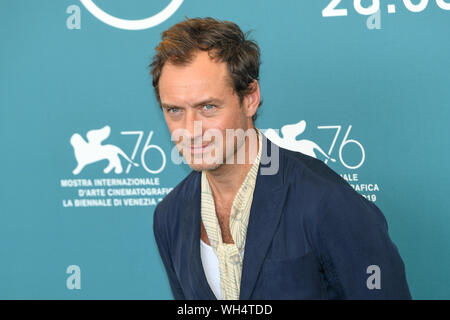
[318,125,365,169]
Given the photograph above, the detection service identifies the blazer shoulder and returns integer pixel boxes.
[278,145,389,237]
[154,170,200,223]
[276,145,367,225]
[278,145,350,192]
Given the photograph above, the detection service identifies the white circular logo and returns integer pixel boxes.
[79,0,184,30]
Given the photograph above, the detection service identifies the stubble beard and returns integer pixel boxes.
[181,132,247,172]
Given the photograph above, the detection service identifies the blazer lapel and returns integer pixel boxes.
[239,135,289,300]
[182,173,217,300]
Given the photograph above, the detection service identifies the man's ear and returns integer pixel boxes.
[243,80,261,119]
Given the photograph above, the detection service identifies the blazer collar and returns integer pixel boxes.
[181,134,288,300]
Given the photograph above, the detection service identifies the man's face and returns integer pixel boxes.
[158,50,257,171]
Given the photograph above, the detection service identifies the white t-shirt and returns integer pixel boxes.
[200,239,222,299]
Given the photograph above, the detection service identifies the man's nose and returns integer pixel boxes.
[183,111,203,144]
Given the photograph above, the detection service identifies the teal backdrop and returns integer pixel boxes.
[1,0,449,299]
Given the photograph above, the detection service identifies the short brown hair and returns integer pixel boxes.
[149,17,262,122]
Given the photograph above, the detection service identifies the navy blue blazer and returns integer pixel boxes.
[153,134,411,299]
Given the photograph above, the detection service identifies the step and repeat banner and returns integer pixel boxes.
[1,1,449,299]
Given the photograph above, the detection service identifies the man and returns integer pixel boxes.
[150,17,411,300]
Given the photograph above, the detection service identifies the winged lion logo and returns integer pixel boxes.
[70,125,139,175]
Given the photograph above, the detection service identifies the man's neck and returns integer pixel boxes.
[204,129,260,203]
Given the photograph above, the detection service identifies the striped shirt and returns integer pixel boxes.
[200,128,262,300]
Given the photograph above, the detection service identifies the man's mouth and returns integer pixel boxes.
[190,142,213,154]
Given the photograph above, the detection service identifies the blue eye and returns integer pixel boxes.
[167,107,180,113]
[202,104,215,111]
